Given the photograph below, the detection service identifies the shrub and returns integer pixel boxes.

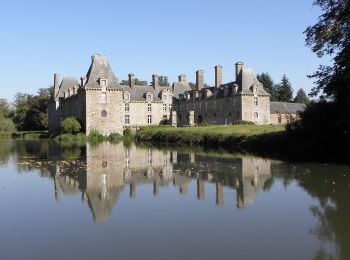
[123,128,133,136]
[232,120,255,125]
[108,133,122,142]
[0,116,16,133]
[60,117,81,134]
[88,129,104,142]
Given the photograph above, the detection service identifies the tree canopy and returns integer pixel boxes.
[294,88,310,105]
[275,74,293,102]
[257,73,277,101]
[60,117,81,134]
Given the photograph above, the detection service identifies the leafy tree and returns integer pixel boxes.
[0,116,16,133]
[304,0,350,101]
[288,0,350,158]
[60,117,81,134]
[0,98,14,118]
[294,88,310,105]
[188,82,196,90]
[120,78,148,86]
[275,74,293,102]
[12,88,51,130]
[158,76,169,86]
[257,73,277,100]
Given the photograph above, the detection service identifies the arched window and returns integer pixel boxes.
[254,112,258,118]
[101,110,107,117]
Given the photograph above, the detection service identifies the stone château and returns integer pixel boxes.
[48,54,305,135]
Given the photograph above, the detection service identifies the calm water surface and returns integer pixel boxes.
[0,139,349,260]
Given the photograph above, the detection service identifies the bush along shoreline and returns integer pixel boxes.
[134,125,349,164]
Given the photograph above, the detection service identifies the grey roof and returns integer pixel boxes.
[84,54,119,88]
[172,81,192,99]
[121,85,171,101]
[270,102,306,114]
[56,77,79,99]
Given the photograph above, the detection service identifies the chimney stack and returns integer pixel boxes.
[53,73,60,100]
[214,65,222,88]
[152,74,159,92]
[80,76,86,87]
[235,61,244,81]
[196,70,204,90]
[178,74,187,83]
[128,73,135,88]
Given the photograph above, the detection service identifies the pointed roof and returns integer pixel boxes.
[84,54,119,88]
[56,77,79,99]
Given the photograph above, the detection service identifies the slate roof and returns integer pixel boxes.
[56,77,79,99]
[270,102,306,114]
[84,54,119,89]
[172,81,192,99]
[120,85,171,101]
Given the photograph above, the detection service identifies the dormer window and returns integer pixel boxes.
[101,80,106,86]
[146,93,152,103]
[162,94,167,100]
[124,92,130,102]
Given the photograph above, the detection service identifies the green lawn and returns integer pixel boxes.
[139,124,285,137]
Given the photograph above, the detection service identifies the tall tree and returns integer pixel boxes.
[294,88,310,105]
[0,98,14,118]
[257,73,277,100]
[304,0,350,101]
[275,74,293,102]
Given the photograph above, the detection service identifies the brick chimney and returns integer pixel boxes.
[214,65,222,88]
[196,70,204,90]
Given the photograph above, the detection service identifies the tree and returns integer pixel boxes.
[257,73,277,100]
[294,88,310,105]
[12,88,51,130]
[158,76,169,86]
[120,78,148,86]
[275,74,293,102]
[304,0,350,101]
[0,98,14,118]
[188,82,196,90]
[60,117,81,134]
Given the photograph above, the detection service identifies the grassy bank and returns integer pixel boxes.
[135,125,285,145]
[135,125,347,163]
[0,131,49,139]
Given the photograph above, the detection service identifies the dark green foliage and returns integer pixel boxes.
[158,76,169,86]
[13,88,51,130]
[60,117,81,134]
[257,73,277,100]
[275,74,293,102]
[123,128,133,136]
[108,133,122,143]
[88,129,105,142]
[120,78,148,86]
[188,82,196,90]
[291,0,350,157]
[294,88,310,105]
[232,120,255,125]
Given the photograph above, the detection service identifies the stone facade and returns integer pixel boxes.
[176,62,271,125]
[48,54,305,135]
[48,54,184,135]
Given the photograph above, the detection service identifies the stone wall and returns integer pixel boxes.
[270,113,298,124]
[85,89,124,135]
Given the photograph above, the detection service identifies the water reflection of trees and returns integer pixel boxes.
[273,163,350,260]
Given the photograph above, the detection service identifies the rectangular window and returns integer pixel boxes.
[125,115,130,124]
[169,104,172,110]
[125,103,130,112]
[163,94,167,100]
[101,92,107,104]
[148,104,152,112]
[163,104,167,112]
[147,115,152,124]
[254,97,258,106]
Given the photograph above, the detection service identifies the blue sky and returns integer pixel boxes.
[0,0,326,101]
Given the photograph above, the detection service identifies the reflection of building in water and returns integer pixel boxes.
[48,143,271,223]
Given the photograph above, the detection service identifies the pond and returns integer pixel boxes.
[0,139,349,260]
